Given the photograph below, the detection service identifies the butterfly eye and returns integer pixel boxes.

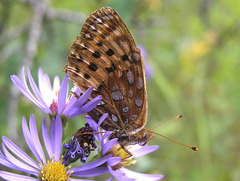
[138,142,147,146]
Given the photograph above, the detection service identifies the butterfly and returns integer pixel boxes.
[63,7,155,155]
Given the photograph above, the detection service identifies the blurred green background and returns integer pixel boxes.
[1,0,240,180]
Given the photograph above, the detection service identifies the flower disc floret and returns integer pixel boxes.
[40,157,72,181]
[106,144,136,170]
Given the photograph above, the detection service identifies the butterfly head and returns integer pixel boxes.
[136,127,155,146]
[113,127,155,147]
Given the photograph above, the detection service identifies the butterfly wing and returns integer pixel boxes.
[63,7,148,134]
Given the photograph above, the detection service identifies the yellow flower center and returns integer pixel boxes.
[107,144,136,170]
[40,157,72,181]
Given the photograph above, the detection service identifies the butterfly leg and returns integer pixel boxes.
[71,91,80,99]
[120,144,133,158]
[71,91,83,99]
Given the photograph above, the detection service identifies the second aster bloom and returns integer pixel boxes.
[0,114,111,181]
[11,67,101,119]
[85,115,164,181]
[106,144,164,181]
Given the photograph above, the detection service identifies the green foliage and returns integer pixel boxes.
[1,0,240,180]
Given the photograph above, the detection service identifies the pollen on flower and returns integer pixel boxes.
[107,144,136,170]
[40,157,72,181]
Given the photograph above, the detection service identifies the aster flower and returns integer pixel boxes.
[138,45,153,79]
[85,115,164,181]
[0,114,111,181]
[10,66,101,119]
[106,144,164,181]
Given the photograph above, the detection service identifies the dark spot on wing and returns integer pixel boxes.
[105,63,117,73]
[97,42,103,47]
[88,62,98,71]
[84,73,90,79]
[92,51,101,58]
[122,55,129,61]
[76,67,80,73]
[106,49,115,56]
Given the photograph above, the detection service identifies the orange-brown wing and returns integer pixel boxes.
[63,7,148,133]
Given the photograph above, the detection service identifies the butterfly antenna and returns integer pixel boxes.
[151,115,183,130]
[151,131,198,151]
[150,115,198,151]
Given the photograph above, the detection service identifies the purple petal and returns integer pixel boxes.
[69,154,111,172]
[78,95,101,113]
[53,115,62,161]
[66,99,85,118]
[0,171,39,181]
[68,87,94,115]
[85,116,102,142]
[68,95,101,118]
[85,116,99,131]
[22,116,42,163]
[52,75,60,92]
[138,45,153,79]
[131,145,159,158]
[29,114,46,163]
[138,45,147,60]
[27,68,50,110]
[98,113,108,127]
[50,117,55,152]
[20,67,36,97]
[58,75,68,114]
[10,75,49,113]
[0,154,22,170]
[39,67,53,91]
[77,86,94,107]
[102,132,112,141]
[21,67,51,113]
[69,178,95,181]
[107,165,127,179]
[42,117,53,159]
[63,87,79,113]
[2,136,39,170]
[2,143,38,175]
[71,167,109,177]
[102,138,118,156]
[107,157,121,167]
[10,75,35,103]
[105,178,113,181]
[144,63,153,80]
[38,67,53,105]
[120,167,164,180]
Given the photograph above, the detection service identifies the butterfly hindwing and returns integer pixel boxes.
[63,7,148,134]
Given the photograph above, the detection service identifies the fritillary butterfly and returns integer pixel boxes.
[63,7,197,154]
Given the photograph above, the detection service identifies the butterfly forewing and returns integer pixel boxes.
[63,7,148,138]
